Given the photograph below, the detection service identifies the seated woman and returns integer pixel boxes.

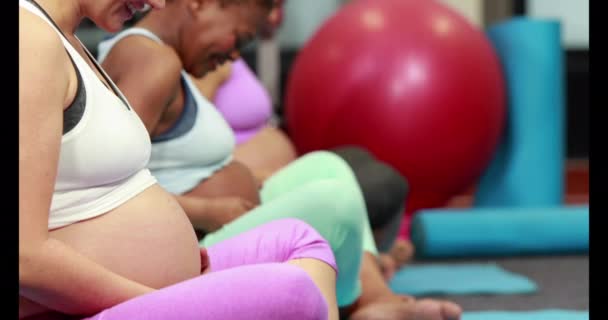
[97,0,462,319]
[19,0,340,319]
[197,57,416,278]
[192,24,415,275]
[192,0,415,272]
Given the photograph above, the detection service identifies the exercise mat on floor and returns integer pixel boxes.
[463,309,588,320]
[389,263,537,296]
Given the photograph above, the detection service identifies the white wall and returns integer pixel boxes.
[276,0,344,49]
[528,0,589,49]
[439,0,484,27]
[275,0,486,49]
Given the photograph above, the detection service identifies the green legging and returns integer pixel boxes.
[201,151,378,307]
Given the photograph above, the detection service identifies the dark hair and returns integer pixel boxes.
[127,0,275,25]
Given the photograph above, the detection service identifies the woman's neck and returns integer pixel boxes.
[33,0,84,35]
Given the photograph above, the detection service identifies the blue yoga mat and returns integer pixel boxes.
[389,263,537,296]
[411,206,588,258]
[463,310,589,320]
[474,17,566,207]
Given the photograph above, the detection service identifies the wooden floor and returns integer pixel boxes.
[446,158,589,208]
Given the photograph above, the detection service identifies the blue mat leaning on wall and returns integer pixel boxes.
[474,17,565,207]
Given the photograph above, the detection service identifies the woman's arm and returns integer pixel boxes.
[19,11,154,316]
[100,36,184,135]
[174,195,255,232]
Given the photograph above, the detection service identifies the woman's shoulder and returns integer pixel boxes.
[102,30,183,83]
[20,7,65,56]
[20,8,73,100]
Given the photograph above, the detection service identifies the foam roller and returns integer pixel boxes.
[411,206,588,258]
[475,18,566,207]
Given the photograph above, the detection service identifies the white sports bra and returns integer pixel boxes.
[20,0,158,230]
[97,28,236,195]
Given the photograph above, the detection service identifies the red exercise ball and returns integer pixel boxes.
[285,0,506,215]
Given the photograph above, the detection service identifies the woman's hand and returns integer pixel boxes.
[191,61,233,99]
[199,247,212,275]
[209,61,233,84]
[198,196,257,232]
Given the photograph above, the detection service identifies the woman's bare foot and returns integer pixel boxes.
[349,294,462,320]
[389,239,415,268]
[344,252,462,320]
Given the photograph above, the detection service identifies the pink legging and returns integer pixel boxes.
[27,219,336,320]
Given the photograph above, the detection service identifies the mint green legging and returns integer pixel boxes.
[201,151,378,307]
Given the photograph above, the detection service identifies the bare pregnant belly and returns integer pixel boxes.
[185,160,261,205]
[20,184,201,319]
[233,125,297,176]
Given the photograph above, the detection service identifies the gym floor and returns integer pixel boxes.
[410,255,588,311]
[412,159,589,312]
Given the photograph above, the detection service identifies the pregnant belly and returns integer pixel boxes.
[20,184,201,319]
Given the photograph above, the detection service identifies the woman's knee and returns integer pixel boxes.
[298,154,371,222]
[330,145,375,163]
[327,148,409,230]
[355,161,409,229]
[299,151,358,178]
[268,218,337,271]
[318,180,367,226]
[301,181,367,250]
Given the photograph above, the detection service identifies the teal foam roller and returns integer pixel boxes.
[411,206,588,258]
[475,17,565,207]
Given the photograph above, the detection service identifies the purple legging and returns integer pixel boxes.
[62,219,335,320]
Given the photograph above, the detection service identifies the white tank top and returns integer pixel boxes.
[97,28,236,195]
[20,0,158,230]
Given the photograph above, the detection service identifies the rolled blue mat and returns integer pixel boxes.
[474,17,565,207]
[411,206,588,258]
